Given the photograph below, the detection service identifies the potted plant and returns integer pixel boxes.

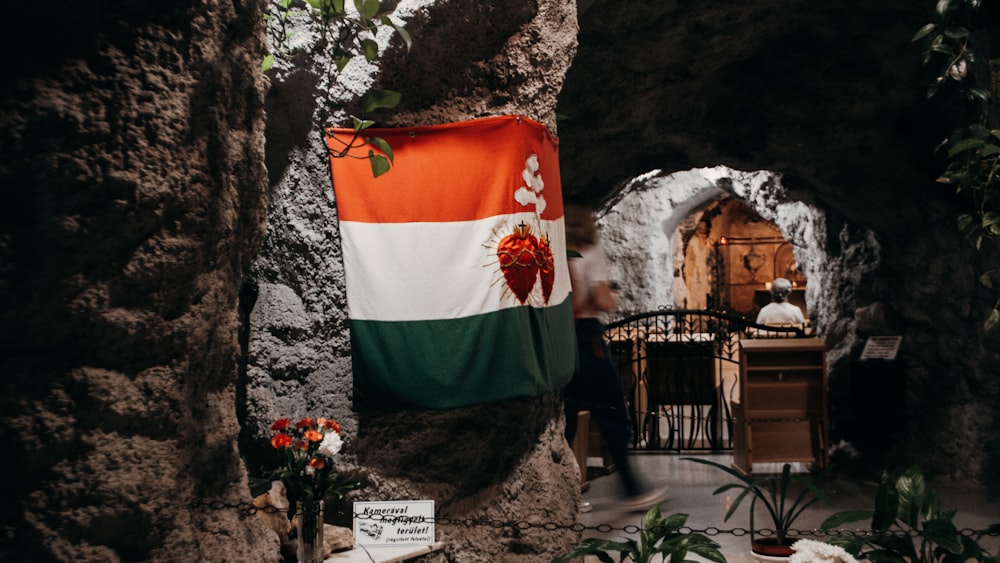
[551,503,726,563]
[819,464,999,562]
[684,457,832,561]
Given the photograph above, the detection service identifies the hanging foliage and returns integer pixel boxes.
[914,0,1000,329]
[264,0,413,177]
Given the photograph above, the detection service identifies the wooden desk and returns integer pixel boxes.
[733,338,827,474]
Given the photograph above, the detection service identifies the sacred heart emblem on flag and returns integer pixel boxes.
[495,153,555,305]
[497,224,555,304]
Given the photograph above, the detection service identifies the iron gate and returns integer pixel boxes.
[605,309,804,452]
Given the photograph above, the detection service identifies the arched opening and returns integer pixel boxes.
[597,165,829,329]
[594,166,846,455]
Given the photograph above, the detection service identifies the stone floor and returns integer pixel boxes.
[577,453,1000,563]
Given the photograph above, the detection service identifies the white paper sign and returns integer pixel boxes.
[353,500,435,546]
[859,336,902,361]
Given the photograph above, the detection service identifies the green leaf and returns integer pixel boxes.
[984,211,1000,234]
[367,136,393,163]
[359,89,402,113]
[820,509,873,529]
[355,0,380,19]
[969,86,992,103]
[360,38,379,62]
[943,25,969,39]
[871,471,899,531]
[947,137,985,157]
[984,308,1000,331]
[686,541,727,563]
[381,16,413,50]
[351,116,376,131]
[261,54,275,72]
[552,538,634,563]
[369,152,391,177]
[895,465,926,528]
[912,22,938,41]
[925,517,964,553]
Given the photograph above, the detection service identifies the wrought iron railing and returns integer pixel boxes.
[605,308,806,452]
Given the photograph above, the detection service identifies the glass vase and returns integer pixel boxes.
[296,499,325,563]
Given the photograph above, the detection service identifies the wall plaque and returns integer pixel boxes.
[859,336,902,361]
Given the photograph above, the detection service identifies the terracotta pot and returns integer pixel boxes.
[751,538,795,562]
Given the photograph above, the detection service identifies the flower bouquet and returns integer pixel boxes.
[268,417,361,503]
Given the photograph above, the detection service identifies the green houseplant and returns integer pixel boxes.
[684,458,832,559]
[820,464,999,563]
[551,503,726,563]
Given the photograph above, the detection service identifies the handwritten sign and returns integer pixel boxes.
[353,500,435,546]
[859,336,902,361]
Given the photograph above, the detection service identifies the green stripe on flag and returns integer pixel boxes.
[350,297,577,411]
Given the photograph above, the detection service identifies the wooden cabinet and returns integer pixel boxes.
[732,338,828,474]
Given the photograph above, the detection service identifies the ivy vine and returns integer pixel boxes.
[914,0,1000,329]
[264,0,412,177]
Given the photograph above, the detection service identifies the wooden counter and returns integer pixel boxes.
[732,338,827,474]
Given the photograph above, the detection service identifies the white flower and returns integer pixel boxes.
[789,539,858,563]
[317,431,343,457]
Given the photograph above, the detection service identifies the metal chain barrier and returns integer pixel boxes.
[194,500,998,541]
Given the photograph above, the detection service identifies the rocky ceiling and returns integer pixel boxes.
[556,0,952,227]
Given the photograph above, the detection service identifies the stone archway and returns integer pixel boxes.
[598,166,837,330]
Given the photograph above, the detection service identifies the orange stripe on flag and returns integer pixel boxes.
[326,115,563,223]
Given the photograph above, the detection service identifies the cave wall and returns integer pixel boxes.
[0,0,277,560]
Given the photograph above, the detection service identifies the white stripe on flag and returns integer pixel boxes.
[341,213,569,321]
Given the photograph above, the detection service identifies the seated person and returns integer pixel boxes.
[755,277,805,326]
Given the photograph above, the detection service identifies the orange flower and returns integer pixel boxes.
[271,433,292,449]
[267,415,359,502]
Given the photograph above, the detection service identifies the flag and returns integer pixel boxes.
[326,115,576,411]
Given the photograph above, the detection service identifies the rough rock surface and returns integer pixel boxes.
[0,1,277,560]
